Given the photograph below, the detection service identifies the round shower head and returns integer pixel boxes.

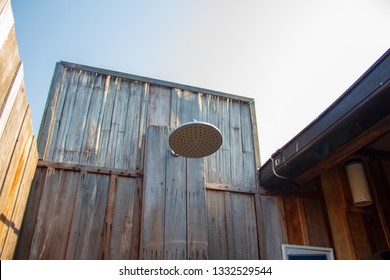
[169,120,223,158]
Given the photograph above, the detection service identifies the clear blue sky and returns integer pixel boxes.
[11,0,390,163]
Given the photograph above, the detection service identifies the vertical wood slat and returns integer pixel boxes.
[206,190,228,260]
[66,173,110,259]
[14,167,48,259]
[186,157,208,259]
[259,195,287,259]
[0,27,19,114]
[107,177,140,259]
[0,84,28,190]
[283,197,310,246]
[0,131,36,259]
[206,189,261,260]
[141,126,167,259]
[0,0,13,51]
[164,150,187,259]
[0,6,38,258]
[320,166,356,259]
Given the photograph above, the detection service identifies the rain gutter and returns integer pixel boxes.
[258,49,390,189]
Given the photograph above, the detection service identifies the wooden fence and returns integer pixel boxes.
[0,0,38,259]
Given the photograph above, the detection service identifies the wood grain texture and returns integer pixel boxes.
[140,126,167,259]
[320,167,356,259]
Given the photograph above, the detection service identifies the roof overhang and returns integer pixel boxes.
[258,49,390,190]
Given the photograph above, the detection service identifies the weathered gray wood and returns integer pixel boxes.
[79,73,105,165]
[148,85,171,127]
[60,61,254,103]
[230,193,259,259]
[108,177,138,259]
[187,157,208,259]
[37,160,142,178]
[122,81,143,171]
[230,101,244,186]
[53,69,80,162]
[65,173,110,259]
[96,75,116,166]
[241,103,257,187]
[14,167,47,259]
[164,149,187,259]
[28,167,61,259]
[38,63,66,159]
[206,190,228,259]
[141,126,167,259]
[259,195,287,259]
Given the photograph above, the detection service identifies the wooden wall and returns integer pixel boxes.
[259,157,390,260]
[0,0,38,259]
[15,62,262,259]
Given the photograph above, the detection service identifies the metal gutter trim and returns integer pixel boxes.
[258,49,390,188]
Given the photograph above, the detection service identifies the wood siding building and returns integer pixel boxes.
[0,0,38,259]
[15,61,262,259]
[258,49,390,259]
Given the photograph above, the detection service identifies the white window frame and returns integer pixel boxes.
[281,244,335,260]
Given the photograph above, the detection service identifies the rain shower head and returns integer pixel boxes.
[169,120,223,158]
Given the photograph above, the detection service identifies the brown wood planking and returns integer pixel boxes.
[320,167,356,259]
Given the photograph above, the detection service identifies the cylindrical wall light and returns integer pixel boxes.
[345,159,373,207]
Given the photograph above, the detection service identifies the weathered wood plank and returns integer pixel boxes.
[241,103,256,187]
[28,167,61,259]
[140,126,167,259]
[230,193,259,259]
[37,160,142,178]
[206,190,228,259]
[63,71,95,163]
[65,173,110,259]
[135,82,149,171]
[39,64,67,159]
[0,107,32,254]
[230,101,244,186]
[122,81,143,171]
[107,177,138,259]
[164,149,187,259]
[96,75,116,166]
[259,195,287,259]
[13,167,48,259]
[0,133,37,259]
[206,183,264,194]
[34,170,80,259]
[100,175,117,259]
[0,26,19,115]
[148,85,171,127]
[186,157,208,259]
[53,69,80,162]
[0,85,28,191]
[0,0,13,51]
[111,78,131,168]
[0,62,23,139]
[79,73,105,165]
